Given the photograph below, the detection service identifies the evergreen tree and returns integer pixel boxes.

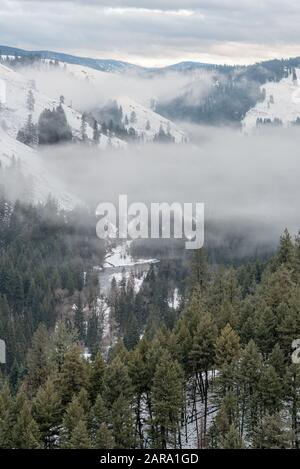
[151,351,184,449]
[68,420,92,449]
[124,312,140,350]
[253,413,292,449]
[74,293,85,343]
[81,113,88,142]
[93,120,100,144]
[12,390,41,448]
[33,377,62,448]
[25,323,50,397]
[223,424,244,449]
[58,345,88,406]
[89,352,106,404]
[111,394,134,449]
[103,356,132,409]
[27,89,35,112]
[94,422,115,449]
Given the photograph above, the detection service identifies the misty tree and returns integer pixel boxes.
[27,89,35,112]
[130,111,137,124]
[93,120,100,145]
[81,113,88,142]
[292,68,298,85]
[17,114,38,147]
[154,125,174,143]
[38,106,72,144]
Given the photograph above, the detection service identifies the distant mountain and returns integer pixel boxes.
[0,45,143,73]
[0,45,235,74]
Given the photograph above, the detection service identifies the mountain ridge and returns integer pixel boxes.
[3,44,295,74]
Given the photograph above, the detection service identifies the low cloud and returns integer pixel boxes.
[39,125,300,254]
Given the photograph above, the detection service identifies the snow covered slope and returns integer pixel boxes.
[0,127,80,209]
[243,69,300,132]
[0,63,125,148]
[55,62,187,143]
[118,96,187,143]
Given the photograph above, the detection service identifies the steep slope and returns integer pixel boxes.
[242,69,300,132]
[117,96,187,143]
[0,63,125,148]
[0,127,80,209]
[58,62,187,143]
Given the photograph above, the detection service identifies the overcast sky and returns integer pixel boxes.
[1,0,300,66]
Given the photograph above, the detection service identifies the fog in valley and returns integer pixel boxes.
[37,125,300,255]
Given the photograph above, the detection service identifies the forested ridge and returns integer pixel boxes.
[0,191,299,449]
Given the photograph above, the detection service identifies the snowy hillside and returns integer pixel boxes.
[243,69,300,132]
[0,63,125,149]
[117,96,187,143]
[0,127,80,209]
[53,62,187,143]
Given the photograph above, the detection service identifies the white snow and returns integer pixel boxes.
[45,62,187,143]
[96,296,111,340]
[0,127,80,209]
[118,96,187,143]
[0,63,126,149]
[109,270,147,294]
[243,69,300,132]
[168,288,181,309]
[104,241,159,268]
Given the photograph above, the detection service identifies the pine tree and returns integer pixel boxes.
[12,390,41,448]
[285,364,300,448]
[130,111,137,124]
[86,309,100,358]
[58,345,89,406]
[25,323,50,397]
[216,323,240,370]
[189,312,217,442]
[151,351,184,449]
[33,377,62,448]
[81,113,88,142]
[93,120,100,144]
[238,340,263,438]
[253,413,292,449]
[89,352,106,404]
[258,365,282,415]
[90,393,108,436]
[68,419,92,448]
[62,392,88,446]
[27,89,35,112]
[0,381,15,448]
[103,356,132,409]
[74,293,85,343]
[268,343,286,378]
[191,248,208,292]
[222,424,244,449]
[94,422,115,449]
[50,320,78,372]
[111,394,134,449]
[124,312,140,350]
